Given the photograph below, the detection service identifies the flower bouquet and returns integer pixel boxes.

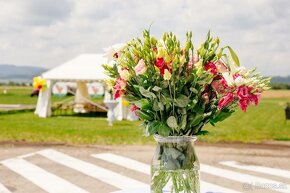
[103,30,270,193]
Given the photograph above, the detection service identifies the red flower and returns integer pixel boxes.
[218,92,234,109]
[237,86,251,99]
[204,62,217,75]
[130,105,140,112]
[155,57,171,76]
[250,94,260,106]
[238,97,250,112]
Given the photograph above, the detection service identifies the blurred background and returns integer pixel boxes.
[0,0,289,145]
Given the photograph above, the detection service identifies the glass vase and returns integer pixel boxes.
[151,135,200,193]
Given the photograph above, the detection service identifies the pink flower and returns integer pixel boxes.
[211,76,228,94]
[218,92,235,109]
[130,105,140,112]
[233,73,241,79]
[113,78,126,100]
[202,93,210,104]
[204,62,218,75]
[216,61,228,73]
[250,94,260,106]
[113,90,123,100]
[134,59,147,75]
[193,54,199,64]
[237,86,251,99]
[238,97,250,112]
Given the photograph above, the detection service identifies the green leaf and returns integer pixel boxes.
[174,94,189,108]
[135,99,151,109]
[152,100,160,111]
[166,116,178,129]
[189,114,203,127]
[152,86,162,92]
[158,102,164,111]
[139,87,156,99]
[181,115,187,129]
[135,110,153,120]
[157,122,170,136]
[226,46,240,66]
[160,80,169,89]
[211,110,233,123]
[146,121,159,135]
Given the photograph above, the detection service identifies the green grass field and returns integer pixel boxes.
[0,86,289,145]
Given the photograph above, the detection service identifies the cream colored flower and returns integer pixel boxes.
[164,69,172,80]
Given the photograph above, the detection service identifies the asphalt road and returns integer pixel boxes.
[0,143,289,193]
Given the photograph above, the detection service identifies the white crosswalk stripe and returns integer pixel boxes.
[1,149,289,193]
[92,153,241,193]
[1,158,89,193]
[37,149,147,190]
[220,160,290,179]
[201,164,290,193]
[0,183,11,193]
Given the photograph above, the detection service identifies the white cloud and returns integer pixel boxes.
[0,0,289,76]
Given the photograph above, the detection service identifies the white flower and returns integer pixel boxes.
[222,72,235,86]
[234,76,245,86]
[236,66,247,75]
[103,43,126,62]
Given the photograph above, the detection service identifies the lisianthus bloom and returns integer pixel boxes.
[33,76,47,91]
[202,92,210,104]
[234,75,245,86]
[250,94,260,106]
[237,86,251,99]
[193,54,199,64]
[130,105,140,114]
[238,97,250,112]
[218,92,235,109]
[204,62,218,75]
[103,43,126,61]
[155,57,171,76]
[216,61,228,73]
[211,76,228,94]
[163,69,172,80]
[113,78,126,99]
[118,67,130,80]
[135,59,147,75]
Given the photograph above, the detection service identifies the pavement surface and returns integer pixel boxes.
[0,104,35,112]
[0,143,289,193]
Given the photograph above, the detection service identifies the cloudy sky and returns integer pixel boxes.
[0,0,289,76]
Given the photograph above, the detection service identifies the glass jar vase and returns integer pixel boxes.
[151,135,200,193]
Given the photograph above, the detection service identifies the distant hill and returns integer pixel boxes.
[0,64,46,82]
[270,76,290,84]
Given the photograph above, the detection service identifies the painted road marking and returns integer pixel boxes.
[201,164,290,193]
[93,153,241,193]
[38,149,147,190]
[0,183,11,193]
[1,158,89,193]
[92,153,150,174]
[220,161,290,179]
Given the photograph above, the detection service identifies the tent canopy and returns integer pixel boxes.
[42,54,108,81]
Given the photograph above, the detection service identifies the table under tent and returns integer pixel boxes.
[34,54,128,120]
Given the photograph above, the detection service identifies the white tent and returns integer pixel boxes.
[35,54,126,119]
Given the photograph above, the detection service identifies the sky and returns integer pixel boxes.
[0,0,289,76]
